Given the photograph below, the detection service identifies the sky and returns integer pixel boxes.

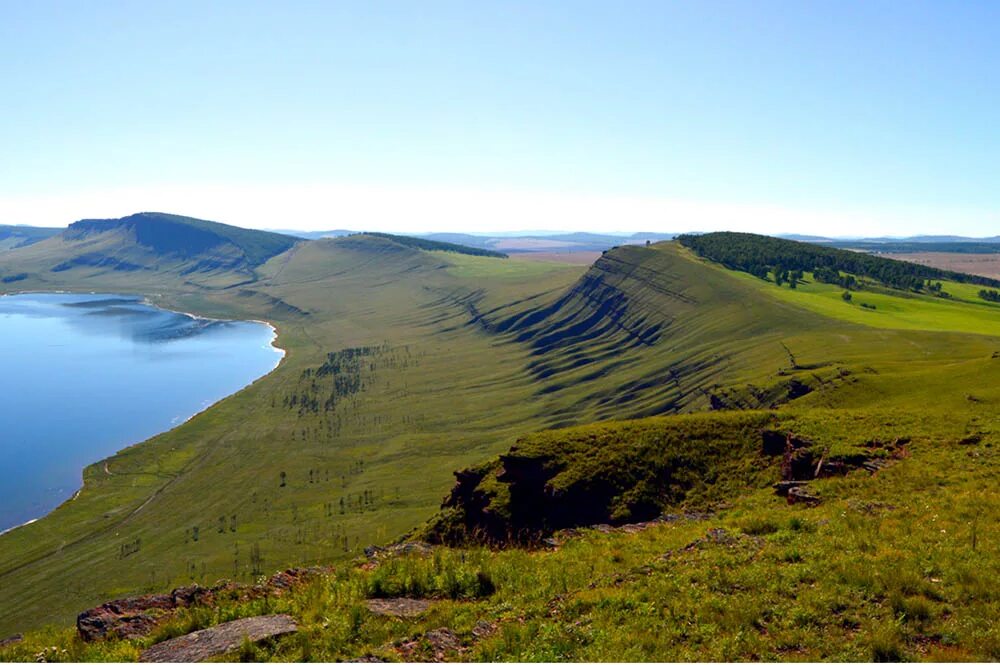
[1,1,999,236]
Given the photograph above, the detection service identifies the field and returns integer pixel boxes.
[884,251,1000,281]
[0,234,998,660]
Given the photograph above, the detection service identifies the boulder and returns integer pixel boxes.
[787,486,821,506]
[139,614,297,663]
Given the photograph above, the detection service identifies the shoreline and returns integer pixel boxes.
[0,290,288,533]
[0,518,38,538]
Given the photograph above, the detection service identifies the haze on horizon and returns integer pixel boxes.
[2,1,998,237]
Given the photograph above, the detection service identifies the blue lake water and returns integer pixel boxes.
[0,293,283,532]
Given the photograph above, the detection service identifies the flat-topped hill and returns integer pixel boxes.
[0,213,300,287]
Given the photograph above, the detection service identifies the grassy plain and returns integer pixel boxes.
[0,236,998,660]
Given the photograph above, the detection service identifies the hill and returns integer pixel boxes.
[278,230,677,256]
[0,225,61,252]
[0,212,299,288]
[679,231,1000,290]
[0,233,998,659]
[360,232,508,258]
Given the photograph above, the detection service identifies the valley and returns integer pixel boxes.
[0,215,996,660]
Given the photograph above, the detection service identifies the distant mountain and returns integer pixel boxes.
[279,230,677,254]
[282,229,355,240]
[830,240,1000,254]
[0,212,299,286]
[858,235,1000,243]
[361,233,507,258]
[0,225,61,251]
[777,234,837,243]
[419,233,496,250]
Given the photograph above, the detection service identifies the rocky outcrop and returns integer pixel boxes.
[398,627,463,662]
[77,567,329,642]
[77,594,176,642]
[426,413,780,545]
[139,614,297,663]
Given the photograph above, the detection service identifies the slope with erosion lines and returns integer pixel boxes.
[480,243,863,422]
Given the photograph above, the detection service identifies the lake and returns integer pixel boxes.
[0,292,283,532]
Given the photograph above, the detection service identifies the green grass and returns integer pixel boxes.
[0,234,999,662]
[3,404,996,660]
[442,252,578,280]
[713,261,1000,336]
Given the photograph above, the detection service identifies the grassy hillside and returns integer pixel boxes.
[0,232,999,659]
[0,213,299,287]
[360,232,509,258]
[1,406,996,661]
[0,225,61,252]
[679,231,1000,289]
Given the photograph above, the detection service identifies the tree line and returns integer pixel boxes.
[678,232,1000,291]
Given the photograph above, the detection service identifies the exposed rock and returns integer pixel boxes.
[862,458,890,473]
[139,614,297,663]
[365,598,434,618]
[77,568,330,642]
[0,633,23,648]
[425,628,461,657]
[773,480,811,496]
[787,486,821,506]
[267,567,329,593]
[471,620,498,640]
[704,528,736,545]
[171,585,215,608]
[77,594,173,642]
[366,542,434,561]
[399,627,462,662]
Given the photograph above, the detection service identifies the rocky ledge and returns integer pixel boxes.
[77,567,330,642]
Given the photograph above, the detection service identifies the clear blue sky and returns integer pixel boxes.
[2,1,999,235]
